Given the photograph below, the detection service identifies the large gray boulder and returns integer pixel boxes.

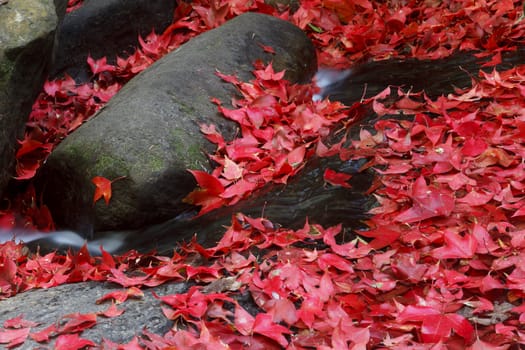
[38,13,317,236]
[50,0,176,81]
[0,0,66,200]
[0,281,188,348]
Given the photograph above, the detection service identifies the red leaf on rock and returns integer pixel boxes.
[138,31,166,57]
[14,139,54,180]
[92,176,126,205]
[287,145,306,168]
[318,272,336,303]
[222,156,243,180]
[475,147,514,168]
[0,256,17,286]
[107,269,150,288]
[183,170,226,215]
[55,333,96,350]
[15,139,52,158]
[99,303,125,318]
[102,336,144,350]
[200,123,226,149]
[391,253,428,282]
[100,247,116,270]
[443,313,474,342]
[323,168,352,188]
[30,324,57,343]
[317,253,354,273]
[0,328,30,348]
[359,225,400,250]
[59,313,97,333]
[258,42,276,54]
[183,190,226,216]
[253,63,285,81]
[3,316,38,329]
[220,178,258,201]
[435,172,476,191]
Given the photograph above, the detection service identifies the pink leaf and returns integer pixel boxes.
[432,230,477,259]
[252,313,291,347]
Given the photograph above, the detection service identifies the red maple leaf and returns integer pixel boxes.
[323,168,352,188]
[395,176,455,223]
[96,286,144,304]
[183,170,226,215]
[0,328,30,348]
[252,313,291,347]
[431,229,477,259]
[398,305,474,343]
[87,55,115,75]
[55,333,96,350]
[92,176,126,205]
[58,313,97,334]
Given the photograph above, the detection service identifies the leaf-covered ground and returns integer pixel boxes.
[2,0,525,348]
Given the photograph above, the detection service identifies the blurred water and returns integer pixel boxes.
[313,68,352,101]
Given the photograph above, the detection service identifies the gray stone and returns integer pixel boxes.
[0,0,64,200]
[50,0,176,82]
[0,281,188,348]
[38,12,317,236]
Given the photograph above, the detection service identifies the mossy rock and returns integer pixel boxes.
[38,13,317,235]
[0,0,60,199]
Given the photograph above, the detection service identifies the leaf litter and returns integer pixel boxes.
[1,0,525,348]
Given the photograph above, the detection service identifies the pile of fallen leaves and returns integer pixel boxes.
[2,0,525,348]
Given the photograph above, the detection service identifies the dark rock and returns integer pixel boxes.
[53,0,68,18]
[37,13,317,236]
[322,46,525,105]
[0,0,64,200]
[49,0,176,82]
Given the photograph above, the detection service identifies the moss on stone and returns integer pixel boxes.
[57,141,130,179]
[0,57,14,93]
[128,152,167,181]
[176,99,196,115]
[94,154,130,178]
[145,156,165,173]
[169,128,208,171]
